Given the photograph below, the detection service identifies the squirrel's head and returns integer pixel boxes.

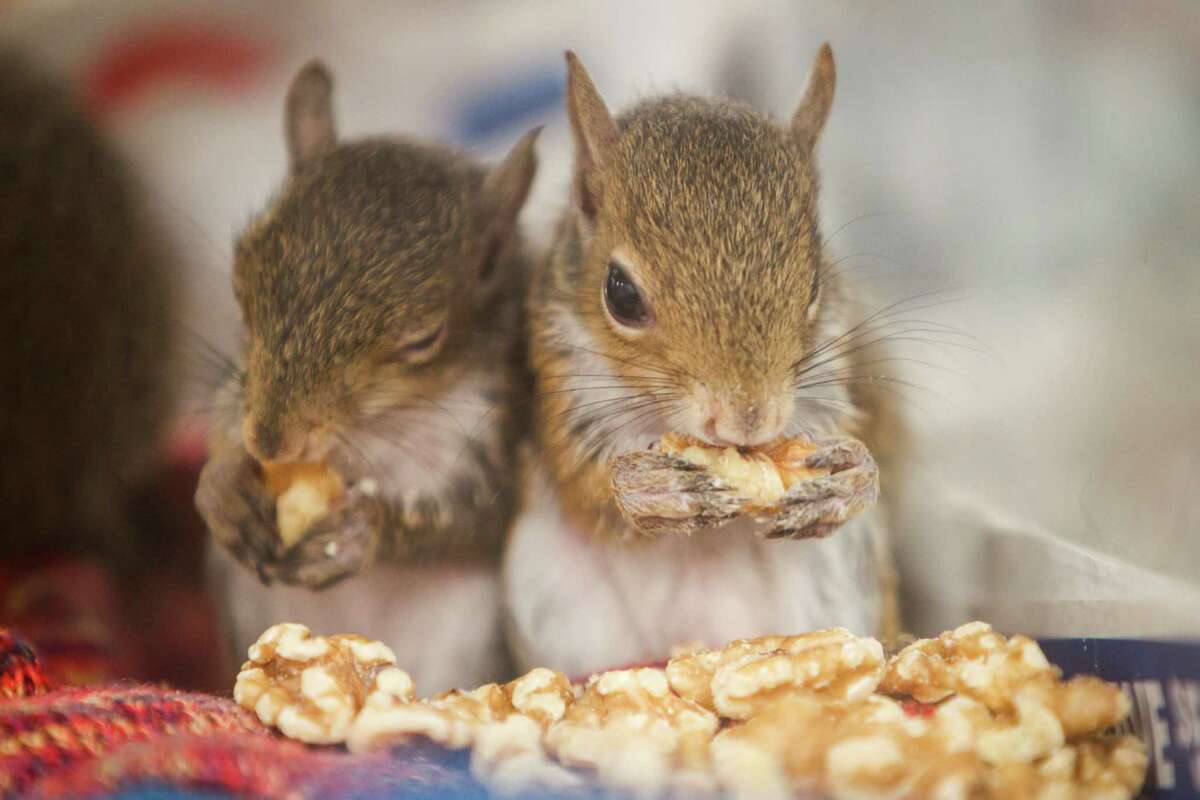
[233,60,537,464]
[561,45,838,447]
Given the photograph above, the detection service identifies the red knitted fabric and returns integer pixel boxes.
[1,686,268,796]
[0,630,52,700]
[0,630,268,797]
[25,732,327,797]
[0,629,496,799]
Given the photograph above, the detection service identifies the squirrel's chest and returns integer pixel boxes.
[502,465,885,677]
[211,548,507,694]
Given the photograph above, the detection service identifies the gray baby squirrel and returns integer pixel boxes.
[0,48,176,571]
[195,61,538,691]
[503,45,903,677]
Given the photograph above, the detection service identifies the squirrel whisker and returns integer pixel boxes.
[544,391,678,426]
[820,210,912,249]
[793,288,965,369]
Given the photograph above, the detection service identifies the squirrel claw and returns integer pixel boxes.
[196,447,385,588]
[195,450,281,577]
[758,436,879,540]
[272,489,385,589]
[611,450,742,536]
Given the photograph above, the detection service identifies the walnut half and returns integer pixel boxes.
[659,433,827,510]
[261,461,344,546]
[233,622,407,744]
[667,628,885,719]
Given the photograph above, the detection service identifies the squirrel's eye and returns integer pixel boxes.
[604,261,652,328]
[390,321,446,365]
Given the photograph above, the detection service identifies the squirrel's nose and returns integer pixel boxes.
[703,397,790,448]
[707,410,762,448]
[242,416,303,463]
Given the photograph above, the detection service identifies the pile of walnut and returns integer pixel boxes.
[233,622,1147,799]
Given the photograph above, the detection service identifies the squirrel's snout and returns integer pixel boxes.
[243,415,293,462]
[697,393,792,448]
[242,414,322,464]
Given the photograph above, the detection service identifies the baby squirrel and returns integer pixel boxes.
[0,48,176,572]
[195,61,539,692]
[504,45,902,676]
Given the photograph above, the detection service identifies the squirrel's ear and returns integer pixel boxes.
[791,43,836,153]
[565,51,617,227]
[476,126,540,291]
[285,59,337,171]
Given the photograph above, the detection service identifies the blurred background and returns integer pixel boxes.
[2,0,1198,639]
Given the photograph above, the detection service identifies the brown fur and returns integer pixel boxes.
[535,52,828,521]
[235,138,496,461]
[0,48,176,568]
[528,46,902,630]
[205,61,536,567]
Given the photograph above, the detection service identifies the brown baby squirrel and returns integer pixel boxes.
[0,48,176,572]
[195,61,538,691]
[503,45,903,677]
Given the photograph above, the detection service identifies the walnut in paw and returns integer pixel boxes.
[666,628,885,719]
[659,433,826,510]
[261,461,345,546]
[233,622,408,744]
[614,432,878,540]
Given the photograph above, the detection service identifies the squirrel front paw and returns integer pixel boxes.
[271,486,385,589]
[757,436,879,540]
[610,450,743,536]
[195,448,281,581]
[195,449,384,589]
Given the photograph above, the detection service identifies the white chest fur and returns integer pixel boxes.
[210,548,507,695]
[502,466,886,678]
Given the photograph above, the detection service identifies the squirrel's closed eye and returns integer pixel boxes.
[389,321,447,365]
[604,261,652,329]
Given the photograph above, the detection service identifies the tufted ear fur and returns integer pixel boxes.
[475,126,541,295]
[791,42,836,153]
[564,51,618,230]
[285,59,338,170]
